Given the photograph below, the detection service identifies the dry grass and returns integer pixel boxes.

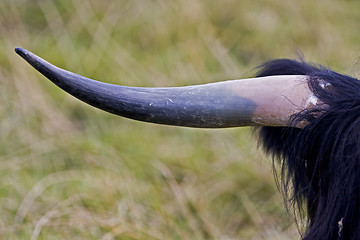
[1,0,360,239]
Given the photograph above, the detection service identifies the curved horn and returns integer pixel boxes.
[15,47,313,128]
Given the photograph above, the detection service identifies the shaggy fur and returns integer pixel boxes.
[256,59,360,240]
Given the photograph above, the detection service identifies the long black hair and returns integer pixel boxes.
[256,59,360,240]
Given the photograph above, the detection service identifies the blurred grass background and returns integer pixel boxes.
[1,0,360,239]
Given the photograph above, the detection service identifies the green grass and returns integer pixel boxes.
[1,0,360,239]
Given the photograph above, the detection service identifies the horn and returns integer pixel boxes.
[15,47,313,128]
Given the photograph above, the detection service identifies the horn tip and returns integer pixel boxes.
[15,48,44,71]
[15,47,32,60]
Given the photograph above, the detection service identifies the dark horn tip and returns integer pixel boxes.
[15,47,51,74]
[15,47,28,58]
[15,47,35,64]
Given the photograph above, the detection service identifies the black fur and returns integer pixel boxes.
[256,59,360,240]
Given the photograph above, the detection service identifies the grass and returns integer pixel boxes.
[1,0,360,239]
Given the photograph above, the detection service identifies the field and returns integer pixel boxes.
[1,0,360,239]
